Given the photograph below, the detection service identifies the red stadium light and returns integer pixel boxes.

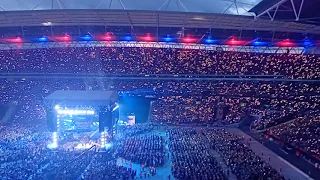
[144,36,153,41]
[95,32,115,41]
[102,35,114,41]
[226,39,246,45]
[6,37,23,43]
[54,34,72,42]
[277,39,295,47]
[103,32,115,41]
[62,34,71,41]
[140,33,154,42]
[182,37,196,43]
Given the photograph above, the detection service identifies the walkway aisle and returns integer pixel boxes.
[117,130,174,180]
[227,128,313,180]
[210,150,237,180]
[197,127,237,180]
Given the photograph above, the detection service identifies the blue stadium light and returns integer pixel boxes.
[205,36,217,44]
[123,35,133,41]
[80,35,93,41]
[303,40,313,47]
[39,37,48,41]
[252,40,268,46]
[34,36,48,42]
[162,35,173,42]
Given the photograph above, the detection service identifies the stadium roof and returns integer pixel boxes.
[0,0,319,39]
[0,0,261,15]
[0,9,318,35]
[44,90,118,106]
[250,0,320,25]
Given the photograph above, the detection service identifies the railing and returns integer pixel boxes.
[265,132,320,167]
[0,41,305,54]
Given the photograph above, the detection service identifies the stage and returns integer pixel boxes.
[44,90,119,150]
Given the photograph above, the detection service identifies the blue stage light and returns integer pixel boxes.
[57,109,95,115]
[112,104,119,111]
[54,105,60,110]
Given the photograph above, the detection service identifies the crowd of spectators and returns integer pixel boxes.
[0,121,99,180]
[0,47,320,79]
[169,128,228,180]
[0,78,319,126]
[268,111,320,157]
[116,123,154,139]
[202,128,285,180]
[81,152,136,180]
[115,133,165,167]
[1,46,320,179]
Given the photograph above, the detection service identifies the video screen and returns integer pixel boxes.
[118,114,136,126]
[60,114,99,132]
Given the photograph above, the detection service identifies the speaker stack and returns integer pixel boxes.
[47,110,57,132]
[99,110,113,133]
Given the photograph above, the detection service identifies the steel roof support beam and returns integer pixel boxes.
[290,0,298,20]
[158,0,170,10]
[297,0,304,20]
[223,3,234,14]
[177,0,188,12]
[56,0,62,9]
[290,0,305,21]
[254,0,288,19]
[95,0,114,9]
[118,0,126,10]
[96,0,106,9]
[234,0,239,15]
[32,0,46,10]
[109,0,113,9]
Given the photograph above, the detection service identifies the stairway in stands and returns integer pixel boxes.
[0,103,17,123]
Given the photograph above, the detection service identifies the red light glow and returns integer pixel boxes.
[226,39,246,45]
[139,34,153,42]
[143,36,153,41]
[103,36,114,41]
[182,37,196,43]
[53,35,71,42]
[103,32,115,41]
[6,37,23,43]
[277,39,295,47]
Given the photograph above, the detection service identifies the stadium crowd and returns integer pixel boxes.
[202,128,285,180]
[0,46,319,179]
[0,47,320,79]
[267,111,320,157]
[115,133,165,167]
[169,128,228,180]
[0,78,318,134]
[81,151,137,180]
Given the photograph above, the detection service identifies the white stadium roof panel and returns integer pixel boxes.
[0,0,261,16]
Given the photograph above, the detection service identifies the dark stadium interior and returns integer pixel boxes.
[0,0,320,180]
